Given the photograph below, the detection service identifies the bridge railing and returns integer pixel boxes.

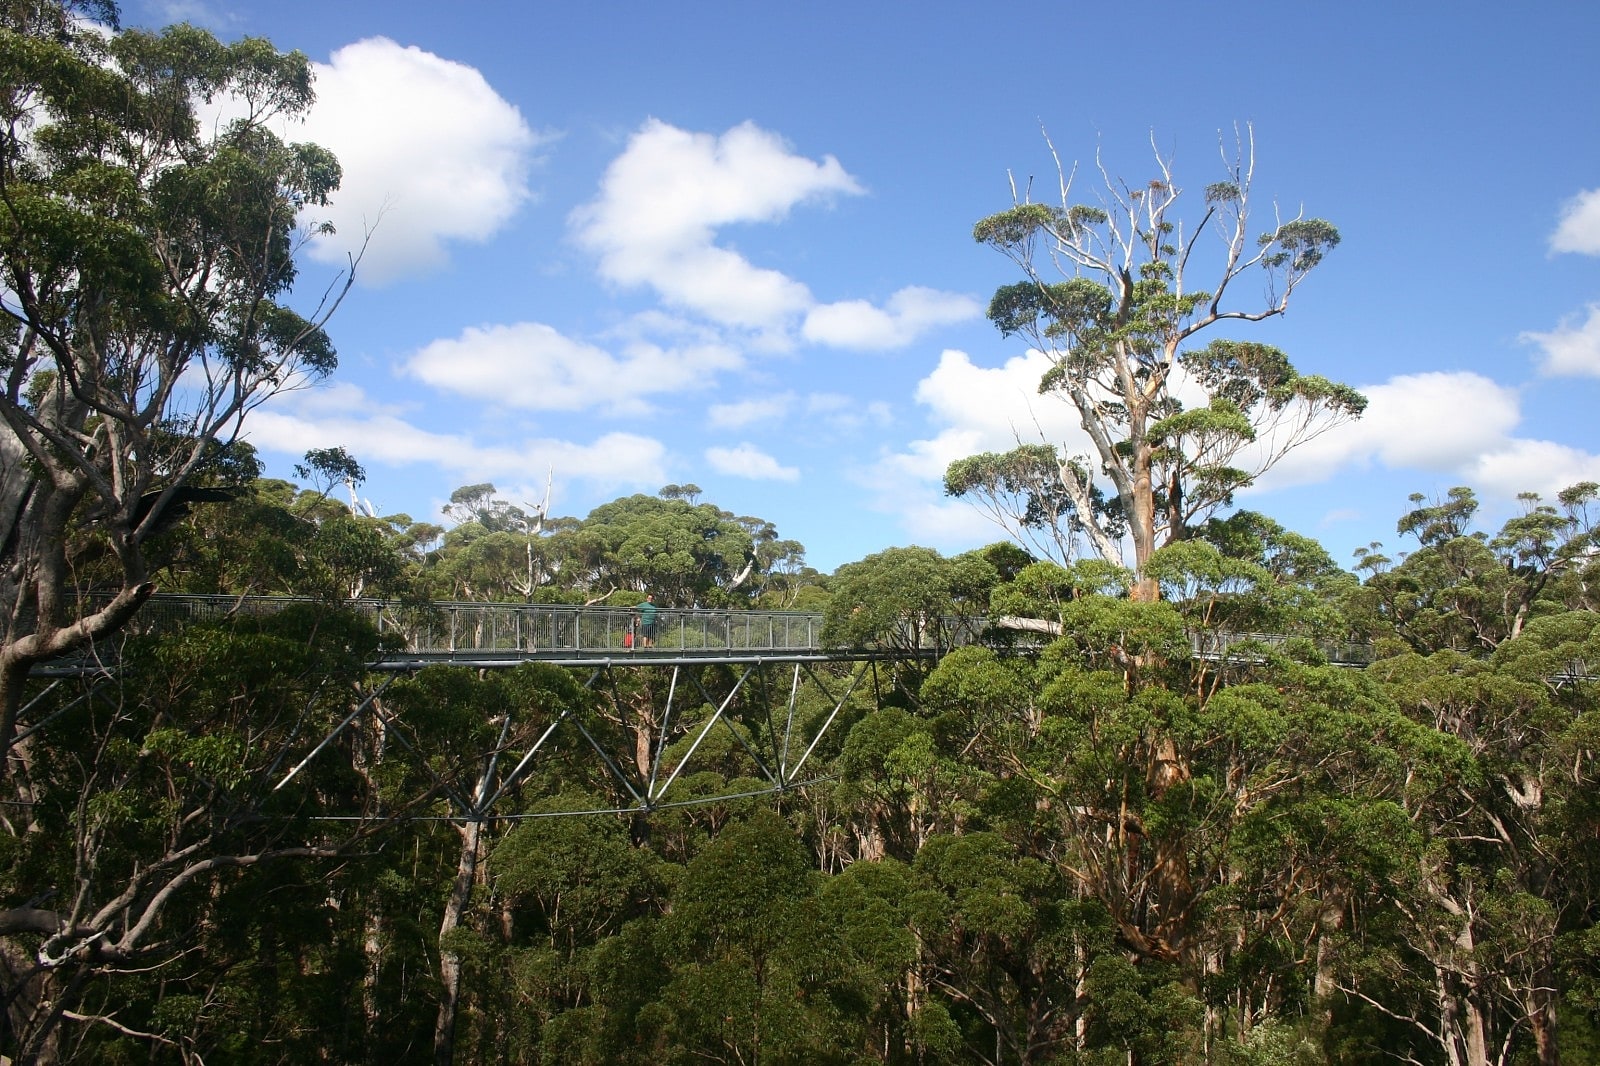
[89,594,826,657]
[1189,630,1375,667]
[82,593,1382,666]
[369,601,824,655]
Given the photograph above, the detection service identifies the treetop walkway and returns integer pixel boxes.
[85,595,1593,686]
[37,595,1589,822]
[74,593,1384,670]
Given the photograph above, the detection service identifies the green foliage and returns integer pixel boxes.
[822,545,992,657]
[959,136,1363,586]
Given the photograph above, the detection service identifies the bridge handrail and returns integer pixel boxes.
[68,593,1395,668]
[85,593,829,657]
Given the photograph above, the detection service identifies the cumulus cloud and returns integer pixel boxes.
[1220,370,1600,503]
[245,383,669,500]
[1353,372,1522,470]
[911,349,1086,463]
[1552,189,1600,255]
[572,119,857,332]
[571,119,975,348]
[870,354,1600,551]
[803,287,983,350]
[1522,304,1600,377]
[851,443,1011,553]
[853,348,1085,545]
[1238,372,1520,492]
[287,38,542,284]
[1466,438,1600,499]
[403,322,743,416]
[708,394,796,429]
[705,443,799,481]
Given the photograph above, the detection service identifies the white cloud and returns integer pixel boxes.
[289,38,542,284]
[1233,370,1600,506]
[403,322,743,416]
[803,286,982,350]
[1466,439,1600,500]
[570,120,980,350]
[855,348,1085,545]
[708,394,795,429]
[870,353,1600,553]
[705,443,799,481]
[1247,371,1523,492]
[1552,188,1600,255]
[1521,304,1600,377]
[1358,372,1522,470]
[572,119,859,333]
[913,348,1085,454]
[245,384,669,500]
[851,444,1008,553]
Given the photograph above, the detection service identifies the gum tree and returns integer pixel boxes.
[956,127,1364,600]
[0,1,356,752]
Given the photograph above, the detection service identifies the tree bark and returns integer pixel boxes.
[434,817,483,1066]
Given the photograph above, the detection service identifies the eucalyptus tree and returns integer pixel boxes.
[822,546,998,657]
[1350,483,1599,655]
[956,128,1364,599]
[0,1,356,749]
[1333,597,1600,1066]
[374,663,594,1066]
[0,604,392,1063]
[576,492,766,607]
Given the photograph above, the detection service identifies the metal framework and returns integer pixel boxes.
[45,594,1592,822]
[270,655,894,822]
[53,595,934,822]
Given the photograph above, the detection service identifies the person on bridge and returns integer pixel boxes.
[635,593,658,648]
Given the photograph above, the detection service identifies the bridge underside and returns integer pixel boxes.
[28,652,907,821]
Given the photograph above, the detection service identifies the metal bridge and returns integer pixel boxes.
[40,595,941,822]
[51,595,1591,823]
[107,594,879,667]
[83,593,1378,669]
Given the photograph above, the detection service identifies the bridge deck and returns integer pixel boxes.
[65,594,1398,670]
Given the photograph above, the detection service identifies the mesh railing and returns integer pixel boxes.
[80,593,1381,666]
[85,595,825,656]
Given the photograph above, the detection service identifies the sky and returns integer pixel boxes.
[127,0,1600,574]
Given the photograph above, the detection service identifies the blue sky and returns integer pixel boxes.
[131,0,1600,573]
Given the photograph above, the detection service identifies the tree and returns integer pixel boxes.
[0,2,357,751]
[442,482,534,535]
[822,546,997,660]
[1350,483,1599,655]
[958,128,1364,600]
[0,603,391,1062]
[576,494,764,608]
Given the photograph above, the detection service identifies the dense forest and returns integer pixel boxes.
[0,466,1596,1066]
[2,2,1598,1063]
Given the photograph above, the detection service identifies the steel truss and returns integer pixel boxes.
[286,654,890,821]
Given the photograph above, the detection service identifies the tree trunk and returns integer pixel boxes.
[363,909,385,1046]
[1129,439,1160,602]
[1529,990,1559,1066]
[433,818,483,1066]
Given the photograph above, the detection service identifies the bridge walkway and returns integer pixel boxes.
[34,595,1591,821]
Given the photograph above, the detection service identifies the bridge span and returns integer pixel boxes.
[83,593,1375,670]
[40,595,1589,821]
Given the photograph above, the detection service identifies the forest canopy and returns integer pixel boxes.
[0,6,1595,1063]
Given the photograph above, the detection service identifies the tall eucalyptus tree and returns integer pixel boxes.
[956,128,1364,599]
[0,1,355,749]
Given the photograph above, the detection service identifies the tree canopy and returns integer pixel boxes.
[0,0,357,749]
[954,129,1365,600]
